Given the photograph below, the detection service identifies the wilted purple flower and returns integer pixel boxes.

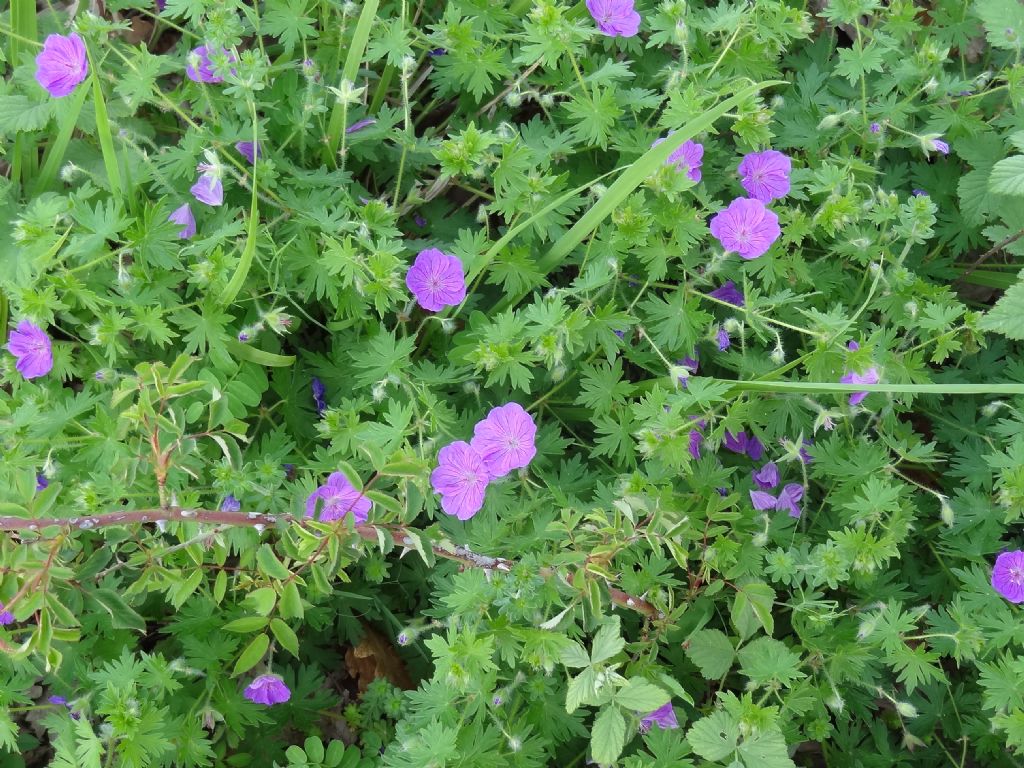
[586,0,641,37]
[306,472,372,524]
[429,48,446,56]
[311,377,327,414]
[708,281,744,307]
[777,483,804,517]
[156,0,166,9]
[235,141,261,163]
[0,602,14,625]
[7,320,53,379]
[492,694,504,706]
[346,118,376,134]
[750,490,777,510]
[738,150,791,203]
[190,171,223,207]
[716,326,730,351]
[221,494,240,512]
[244,674,291,706]
[36,474,49,492]
[652,136,704,182]
[869,122,881,133]
[688,429,703,460]
[238,331,251,343]
[709,198,781,260]
[753,462,779,490]
[676,355,699,388]
[48,696,68,706]
[639,701,678,732]
[168,203,196,239]
[839,365,880,406]
[471,403,537,478]
[406,248,467,312]
[799,439,813,465]
[186,45,234,84]
[430,441,491,520]
[35,33,89,98]
[724,430,763,460]
[992,550,1024,603]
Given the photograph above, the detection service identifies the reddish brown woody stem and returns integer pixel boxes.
[0,507,660,618]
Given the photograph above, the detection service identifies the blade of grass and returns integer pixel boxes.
[10,0,39,189]
[86,55,123,199]
[222,167,260,307]
[226,340,295,367]
[716,378,1024,396]
[324,0,379,162]
[34,84,90,195]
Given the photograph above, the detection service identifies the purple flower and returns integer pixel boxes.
[414,214,428,228]
[688,429,703,460]
[0,602,14,626]
[406,248,467,312]
[430,441,491,520]
[306,472,372,524]
[869,122,881,133]
[992,550,1024,603]
[346,118,376,134]
[932,139,950,155]
[186,45,234,84]
[839,365,880,406]
[750,483,805,517]
[737,150,791,203]
[312,378,327,415]
[243,674,291,706]
[36,474,49,492]
[190,172,223,207]
[716,326,730,351]
[724,430,763,460]
[235,141,261,163]
[912,189,927,196]
[586,0,641,37]
[7,320,53,380]
[639,701,678,732]
[35,33,89,98]
[168,203,196,239]
[753,462,779,490]
[221,494,240,512]
[709,198,781,260]
[471,403,538,478]
[708,281,744,308]
[652,136,704,182]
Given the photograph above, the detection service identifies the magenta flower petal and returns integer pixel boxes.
[746,435,764,461]
[430,441,490,521]
[305,471,371,524]
[186,45,235,83]
[709,198,781,260]
[406,248,467,311]
[586,0,641,37]
[992,550,1024,603]
[0,602,14,626]
[737,150,791,203]
[776,483,805,518]
[470,403,538,478]
[168,203,196,239]
[7,320,53,380]
[750,490,777,510]
[190,173,223,206]
[35,33,88,98]
[753,462,779,490]
[688,429,703,460]
[639,701,678,732]
[708,281,744,307]
[243,674,291,706]
[235,141,261,163]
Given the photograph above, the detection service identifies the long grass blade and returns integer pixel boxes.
[324,0,380,160]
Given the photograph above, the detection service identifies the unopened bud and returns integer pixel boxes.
[895,701,918,719]
[940,498,954,527]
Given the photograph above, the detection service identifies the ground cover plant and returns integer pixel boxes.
[4,0,1024,765]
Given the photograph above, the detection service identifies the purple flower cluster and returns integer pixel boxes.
[243,673,291,706]
[186,46,235,84]
[708,281,744,307]
[709,150,791,260]
[6,321,53,380]
[311,378,328,415]
[191,157,224,207]
[430,403,537,520]
[306,472,372,524]
[35,33,89,98]
[992,550,1024,603]
[406,248,467,312]
[586,0,641,37]
[0,602,14,625]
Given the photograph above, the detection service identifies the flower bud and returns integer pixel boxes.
[940,498,955,527]
[817,113,843,130]
[895,701,918,719]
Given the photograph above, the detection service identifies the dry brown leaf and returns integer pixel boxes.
[344,622,414,693]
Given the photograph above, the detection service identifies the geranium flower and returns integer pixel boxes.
[306,472,371,524]
[243,674,291,706]
[738,150,791,202]
[471,403,537,478]
[6,320,53,379]
[652,136,704,182]
[724,430,764,461]
[992,550,1024,603]
[753,462,779,490]
[639,701,678,732]
[709,198,781,260]
[708,281,744,307]
[186,45,235,83]
[35,33,88,98]
[235,141,261,163]
[716,326,730,351]
[0,602,14,626]
[406,248,467,311]
[220,494,240,512]
[168,204,196,239]
[586,0,641,37]
[430,441,491,520]
[749,482,805,518]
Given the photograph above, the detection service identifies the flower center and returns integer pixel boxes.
[427,275,443,293]
[1010,566,1024,586]
[734,227,751,246]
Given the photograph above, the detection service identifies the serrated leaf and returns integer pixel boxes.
[590,706,626,765]
[686,629,735,679]
[590,616,624,664]
[980,273,1024,339]
[223,616,270,633]
[90,588,146,632]
[233,633,270,676]
[244,587,277,616]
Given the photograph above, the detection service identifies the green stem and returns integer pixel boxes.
[324,0,380,161]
